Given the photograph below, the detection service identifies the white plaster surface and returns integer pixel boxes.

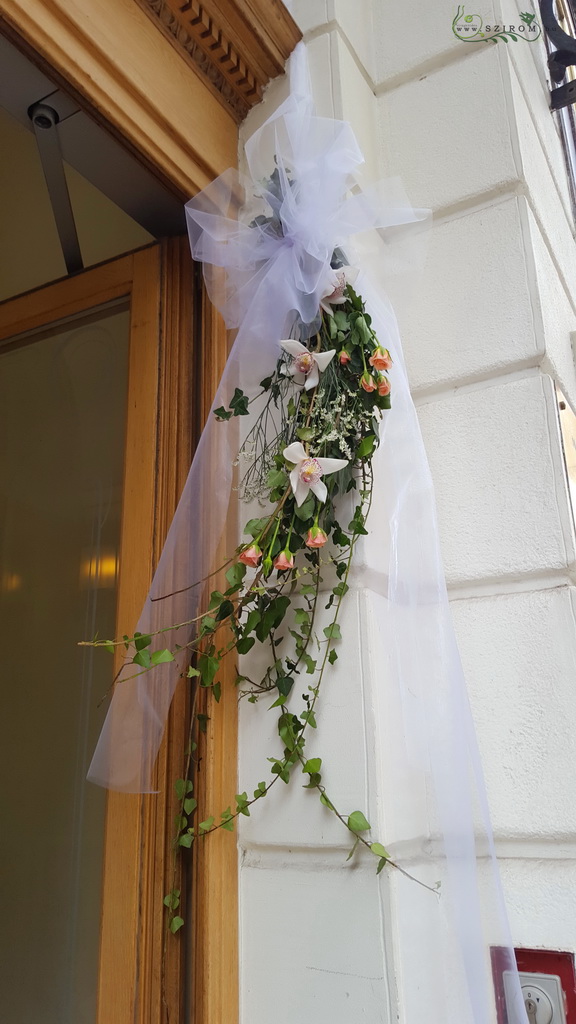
[417,374,576,584]
[377,44,519,211]
[400,196,542,393]
[237,3,576,1022]
[373,0,497,88]
[452,586,576,838]
[240,858,390,1024]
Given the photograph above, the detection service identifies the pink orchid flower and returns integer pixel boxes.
[280,340,336,391]
[283,441,347,507]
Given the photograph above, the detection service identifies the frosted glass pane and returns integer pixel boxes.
[0,305,129,1024]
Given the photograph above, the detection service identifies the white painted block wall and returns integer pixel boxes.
[238,2,576,1021]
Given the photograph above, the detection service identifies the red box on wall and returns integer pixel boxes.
[491,947,576,1022]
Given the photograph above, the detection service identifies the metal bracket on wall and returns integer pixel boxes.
[539,0,576,109]
[28,98,83,275]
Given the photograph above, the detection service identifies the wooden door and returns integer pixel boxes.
[0,241,237,1023]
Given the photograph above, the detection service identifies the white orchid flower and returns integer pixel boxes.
[283,441,348,506]
[280,340,336,391]
[320,265,358,315]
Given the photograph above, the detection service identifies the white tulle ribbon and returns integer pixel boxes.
[87,41,527,1024]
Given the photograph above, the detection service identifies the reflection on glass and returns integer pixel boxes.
[0,305,129,1024]
[558,386,576,521]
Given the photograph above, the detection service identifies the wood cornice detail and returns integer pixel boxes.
[135,0,301,122]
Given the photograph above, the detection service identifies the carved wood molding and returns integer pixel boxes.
[135,0,301,122]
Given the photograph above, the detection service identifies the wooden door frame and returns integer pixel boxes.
[0,3,301,1021]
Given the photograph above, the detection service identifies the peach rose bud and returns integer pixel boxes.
[369,346,393,372]
[339,350,351,366]
[306,525,328,548]
[239,543,262,568]
[377,376,391,397]
[360,372,376,393]
[274,549,295,571]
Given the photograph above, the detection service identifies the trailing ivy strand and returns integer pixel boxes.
[82,182,437,937]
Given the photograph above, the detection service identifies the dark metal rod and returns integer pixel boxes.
[29,102,83,275]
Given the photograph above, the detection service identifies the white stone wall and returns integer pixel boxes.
[237,3,576,1021]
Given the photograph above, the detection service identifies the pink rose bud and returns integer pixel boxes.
[274,549,295,571]
[239,543,262,568]
[377,376,391,397]
[360,372,376,393]
[306,525,328,548]
[369,347,393,372]
[339,350,351,365]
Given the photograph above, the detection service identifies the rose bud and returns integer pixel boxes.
[274,549,295,571]
[377,376,391,397]
[360,372,376,393]
[339,350,351,366]
[369,347,393,372]
[306,525,328,548]
[239,543,262,568]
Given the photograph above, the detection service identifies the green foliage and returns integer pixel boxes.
[85,268,408,933]
[348,810,371,833]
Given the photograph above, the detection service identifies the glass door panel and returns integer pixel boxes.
[0,302,130,1024]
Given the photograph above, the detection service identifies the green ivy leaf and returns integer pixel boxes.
[134,632,152,651]
[332,582,349,598]
[302,757,322,774]
[294,494,315,521]
[356,434,376,459]
[187,666,200,678]
[370,842,390,859]
[150,648,175,666]
[328,649,338,665]
[237,636,255,655]
[346,837,360,862]
[376,857,387,875]
[163,889,180,909]
[300,709,317,728]
[276,676,294,697]
[214,406,232,421]
[229,387,249,416]
[133,649,151,669]
[212,681,221,703]
[170,916,185,933]
[244,609,261,633]
[198,654,219,686]
[175,778,193,800]
[226,562,246,588]
[296,426,315,441]
[178,834,193,848]
[183,797,197,816]
[302,652,317,674]
[216,599,234,622]
[244,517,269,539]
[199,817,215,832]
[348,810,371,833]
[323,623,342,641]
[267,469,288,489]
[104,643,115,654]
[320,792,335,810]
